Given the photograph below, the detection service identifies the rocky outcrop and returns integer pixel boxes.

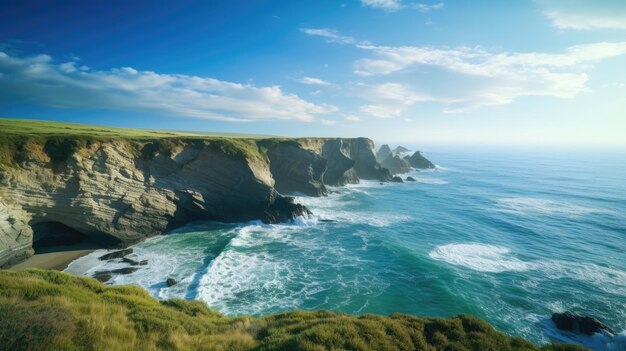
[0,200,33,268]
[407,151,435,169]
[263,141,327,196]
[345,138,392,181]
[552,311,615,335]
[376,144,392,162]
[381,154,411,175]
[321,139,358,186]
[0,138,309,267]
[297,137,391,183]
[391,146,410,156]
[0,133,392,267]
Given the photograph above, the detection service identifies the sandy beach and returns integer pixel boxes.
[10,242,102,271]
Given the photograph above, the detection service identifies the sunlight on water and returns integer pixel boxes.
[66,149,626,350]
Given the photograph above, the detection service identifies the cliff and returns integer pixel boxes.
[0,269,585,351]
[407,151,436,169]
[0,119,391,267]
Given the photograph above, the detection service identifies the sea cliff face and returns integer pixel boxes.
[0,135,390,267]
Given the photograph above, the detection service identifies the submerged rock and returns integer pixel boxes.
[166,278,177,287]
[92,272,112,283]
[408,151,435,169]
[122,257,148,266]
[406,176,416,182]
[111,267,139,275]
[99,248,133,261]
[551,311,614,335]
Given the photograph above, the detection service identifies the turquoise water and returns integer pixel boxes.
[67,148,626,350]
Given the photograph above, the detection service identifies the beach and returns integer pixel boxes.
[10,242,102,271]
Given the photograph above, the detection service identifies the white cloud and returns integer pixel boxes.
[414,2,444,13]
[537,0,626,30]
[0,51,337,122]
[360,104,403,118]
[300,28,356,44]
[348,82,438,117]
[320,119,337,125]
[361,0,403,11]
[298,76,332,86]
[59,62,78,73]
[351,41,626,111]
[345,114,361,121]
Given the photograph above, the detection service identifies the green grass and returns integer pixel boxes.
[0,270,587,351]
[0,118,276,139]
[0,118,284,167]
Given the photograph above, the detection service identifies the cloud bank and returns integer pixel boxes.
[304,27,626,113]
[0,51,337,122]
[537,0,626,30]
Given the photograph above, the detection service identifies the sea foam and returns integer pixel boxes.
[428,243,532,273]
[495,197,607,216]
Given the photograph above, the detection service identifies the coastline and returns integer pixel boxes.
[9,242,102,271]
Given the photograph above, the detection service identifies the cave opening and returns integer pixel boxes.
[30,221,120,254]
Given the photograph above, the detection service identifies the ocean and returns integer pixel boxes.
[66,146,626,350]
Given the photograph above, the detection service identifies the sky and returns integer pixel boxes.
[0,0,625,146]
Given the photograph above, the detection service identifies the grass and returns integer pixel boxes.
[0,269,587,351]
[0,118,283,168]
[0,118,276,139]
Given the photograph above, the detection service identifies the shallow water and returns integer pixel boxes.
[67,147,626,350]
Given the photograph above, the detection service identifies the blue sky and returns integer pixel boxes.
[1,0,625,146]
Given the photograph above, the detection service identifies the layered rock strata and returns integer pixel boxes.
[0,136,395,267]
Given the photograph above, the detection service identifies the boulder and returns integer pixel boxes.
[551,311,614,335]
[408,151,435,169]
[262,197,311,224]
[406,176,416,182]
[381,154,411,175]
[99,248,133,261]
[166,278,177,287]
[391,176,404,183]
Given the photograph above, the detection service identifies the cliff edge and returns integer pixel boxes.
[0,119,392,267]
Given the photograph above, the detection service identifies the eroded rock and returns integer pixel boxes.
[408,151,435,169]
[99,248,133,261]
[551,311,615,335]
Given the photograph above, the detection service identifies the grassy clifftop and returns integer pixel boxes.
[0,118,286,168]
[0,270,584,351]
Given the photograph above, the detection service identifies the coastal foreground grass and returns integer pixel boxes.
[0,270,585,351]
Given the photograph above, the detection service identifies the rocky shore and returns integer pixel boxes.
[0,125,432,268]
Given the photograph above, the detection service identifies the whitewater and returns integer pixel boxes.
[66,147,626,350]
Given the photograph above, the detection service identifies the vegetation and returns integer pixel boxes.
[0,118,281,167]
[0,269,586,351]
